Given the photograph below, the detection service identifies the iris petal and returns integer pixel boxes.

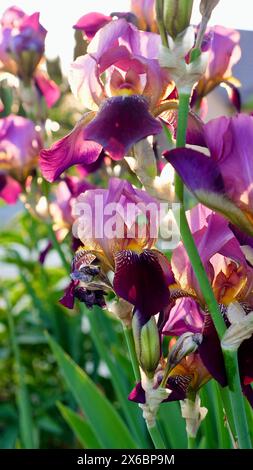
[83,95,162,160]
[113,249,171,320]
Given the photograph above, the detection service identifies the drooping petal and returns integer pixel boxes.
[73,12,112,40]
[35,72,60,108]
[128,382,146,403]
[113,249,171,320]
[83,95,162,160]
[198,315,227,387]
[59,280,77,309]
[39,114,102,182]
[166,147,253,237]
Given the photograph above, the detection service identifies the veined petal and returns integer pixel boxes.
[113,249,171,320]
[83,95,162,160]
[166,147,253,237]
[39,114,102,182]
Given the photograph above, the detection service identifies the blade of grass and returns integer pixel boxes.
[57,402,101,449]
[46,333,138,449]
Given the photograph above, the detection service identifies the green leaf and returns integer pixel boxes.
[87,307,147,448]
[46,333,137,449]
[57,403,101,449]
[158,402,187,448]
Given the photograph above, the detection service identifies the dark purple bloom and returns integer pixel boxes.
[83,95,162,160]
[113,249,172,322]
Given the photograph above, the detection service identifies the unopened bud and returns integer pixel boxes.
[163,0,194,39]
[132,310,160,377]
[195,0,220,50]
[200,0,220,19]
[168,332,202,371]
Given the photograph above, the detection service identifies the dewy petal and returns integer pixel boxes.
[166,147,253,237]
[39,114,102,182]
[113,249,171,320]
[0,175,21,204]
[83,95,162,160]
[35,72,60,108]
[73,12,112,40]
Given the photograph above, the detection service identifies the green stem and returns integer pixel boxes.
[179,206,226,337]
[148,423,166,449]
[175,93,190,200]
[218,384,236,441]
[225,350,252,449]
[47,223,70,274]
[187,436,195,449]
[6,296,35,448]
[123,326,141,382]
[173,92,226,338]
[169,91,251,449]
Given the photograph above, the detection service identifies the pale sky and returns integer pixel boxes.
[1,0,253,72]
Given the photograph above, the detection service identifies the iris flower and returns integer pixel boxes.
[0,114,42,203]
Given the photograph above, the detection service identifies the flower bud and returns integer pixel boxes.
[163,0,194,39]
[132,310,160,377]
[200,0,220,19]
[167,332,202,371]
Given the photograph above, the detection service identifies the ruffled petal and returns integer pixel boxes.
[39,114,102,182]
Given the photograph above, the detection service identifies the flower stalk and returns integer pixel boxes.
[169,90,252,449]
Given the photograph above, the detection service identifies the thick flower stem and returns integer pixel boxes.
[123,326,141,382]
[173,93,226,336]
[224,350,252,449]
[187,436,195,449]
[175,92,191,200]
[170,91,251,449]
[148,423,166,449]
